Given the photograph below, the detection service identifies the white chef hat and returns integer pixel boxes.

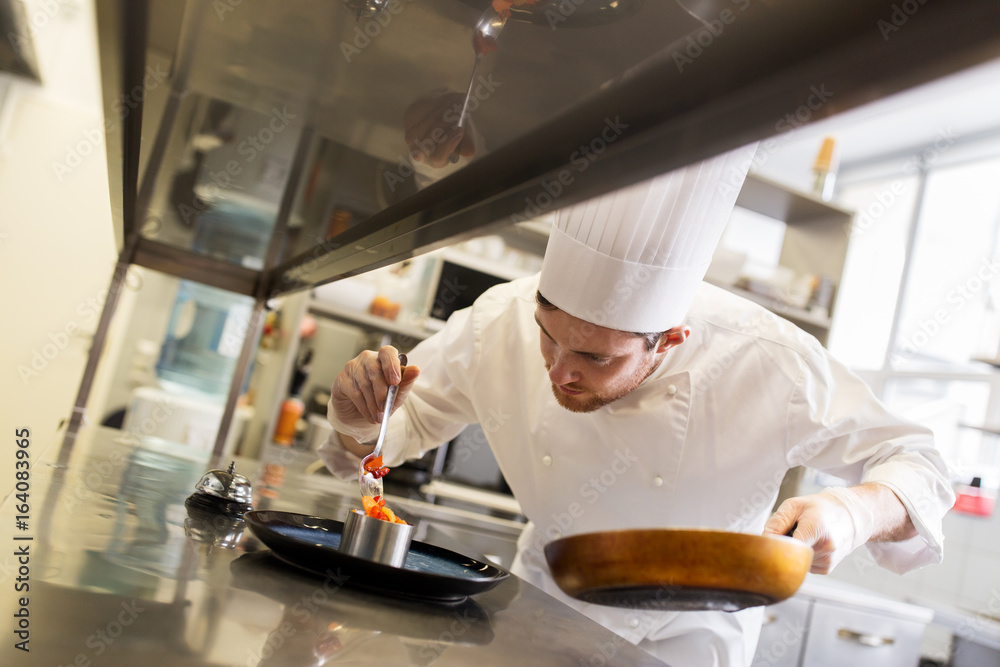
[537,144,758,332]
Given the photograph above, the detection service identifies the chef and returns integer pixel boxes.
[320,145,955,666]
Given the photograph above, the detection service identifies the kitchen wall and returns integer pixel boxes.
[0,0,118,472]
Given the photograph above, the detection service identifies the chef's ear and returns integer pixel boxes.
[656,326,690,353]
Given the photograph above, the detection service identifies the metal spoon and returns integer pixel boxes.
[449,7,509,162]
[358,353,407,500]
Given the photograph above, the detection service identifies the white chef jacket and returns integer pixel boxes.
[322,274,954,666]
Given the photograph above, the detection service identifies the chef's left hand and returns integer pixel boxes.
[763,486,874,574]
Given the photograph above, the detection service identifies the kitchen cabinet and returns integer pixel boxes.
[752,575,934,667]
[802,600,928,666]
[68,0,1000,467]
[751,596,811,667]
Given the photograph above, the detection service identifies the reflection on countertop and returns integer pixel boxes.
[1,425,668,666]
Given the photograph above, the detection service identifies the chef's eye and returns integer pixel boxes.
[584,354,611,365]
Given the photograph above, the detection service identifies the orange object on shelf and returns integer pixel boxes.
[812,136,837,173]
[369,295,400,320]
[273,348,312,445]
[811,136,839,201]
[272,396,303,445]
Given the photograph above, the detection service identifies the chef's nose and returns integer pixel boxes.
[547,352,579,385]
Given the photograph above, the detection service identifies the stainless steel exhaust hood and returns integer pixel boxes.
[75,0,999,463]
[97,0,1000,298]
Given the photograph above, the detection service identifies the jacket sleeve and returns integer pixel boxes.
[320,299,484,479]
[782,344,956,573]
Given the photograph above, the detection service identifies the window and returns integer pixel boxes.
[892,157,1000,370]
[882,377,990,476]
[828,175,920,369]
[832,151,1000,493]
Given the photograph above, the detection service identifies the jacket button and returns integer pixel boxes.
[629,618,640,628]
[666,384,677,396]
[653,475,663,487]
[542,455,552,466]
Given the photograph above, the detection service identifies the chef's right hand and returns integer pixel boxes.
[329,346,420,444]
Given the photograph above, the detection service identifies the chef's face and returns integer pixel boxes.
[535,306,688,413]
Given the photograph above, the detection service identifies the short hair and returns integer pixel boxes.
[535,291,665,352]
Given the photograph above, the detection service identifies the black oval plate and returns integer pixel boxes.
[244,510,509,602]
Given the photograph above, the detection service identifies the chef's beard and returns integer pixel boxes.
[548,353,661,413]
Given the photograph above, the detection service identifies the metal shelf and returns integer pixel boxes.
[707,280,833,330]
[734,172,854,224]
[307,298,438,343]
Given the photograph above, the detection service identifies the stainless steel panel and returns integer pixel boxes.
[131,238,259,295]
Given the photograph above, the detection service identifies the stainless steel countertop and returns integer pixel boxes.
[2,425,667,666]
